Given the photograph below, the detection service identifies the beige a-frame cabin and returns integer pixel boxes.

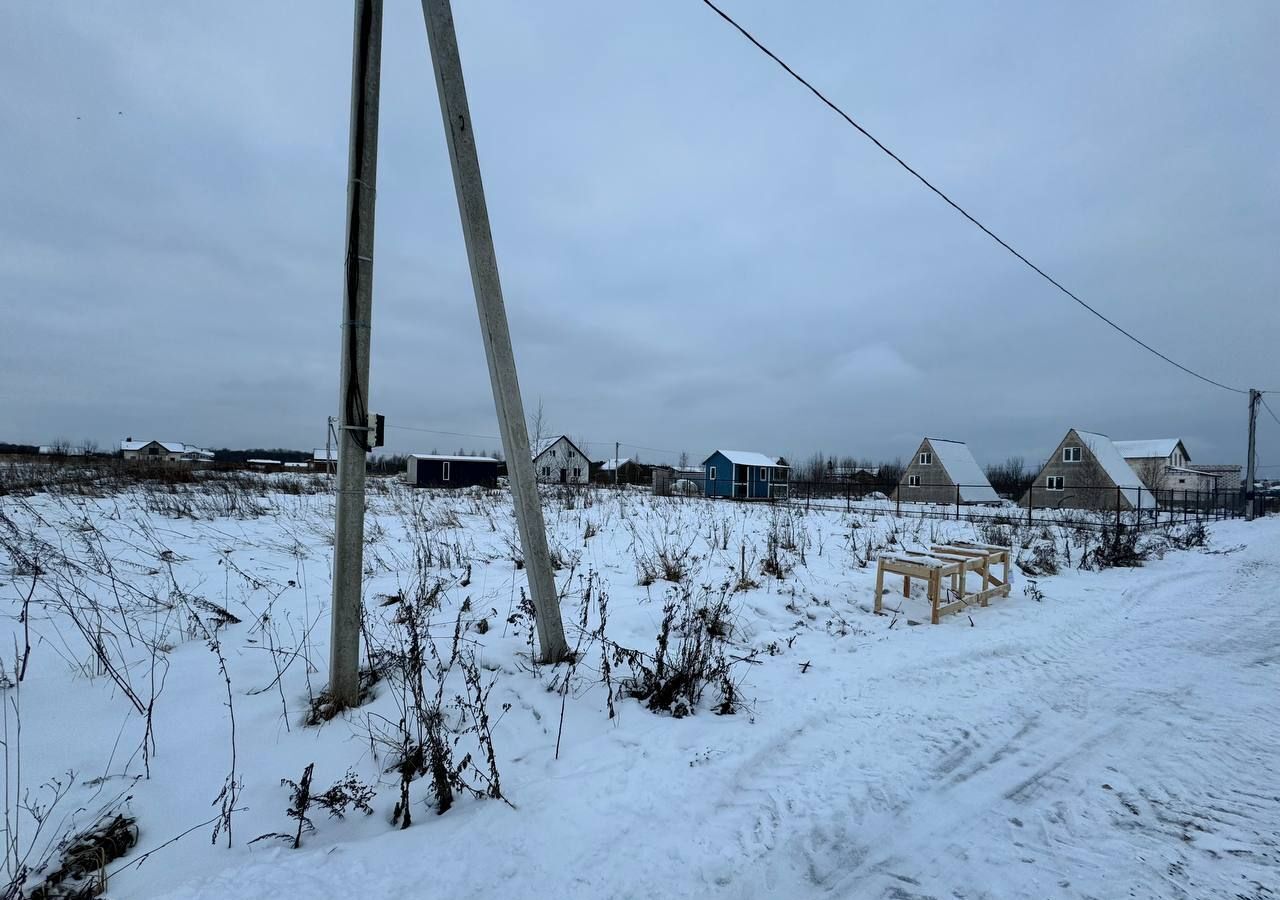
[1019,428,1157,512]
[892,438,1000,505]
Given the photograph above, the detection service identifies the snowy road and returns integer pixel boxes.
[701,536,1280,899]
[145,518,1279,900]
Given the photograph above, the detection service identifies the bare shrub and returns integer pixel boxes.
[613,584,748,718]
[253,763,375,849]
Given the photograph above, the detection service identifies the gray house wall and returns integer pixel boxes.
[893,439,959,505]
[1019,429,1132,511]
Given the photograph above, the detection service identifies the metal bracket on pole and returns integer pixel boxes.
[419,0,569,662]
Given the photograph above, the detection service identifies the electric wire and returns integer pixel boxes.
[696,0,1271,395]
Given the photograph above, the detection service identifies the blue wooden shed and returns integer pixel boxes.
[703,450,790,500]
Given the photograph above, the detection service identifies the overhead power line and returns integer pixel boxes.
[696,0,1270,395]
[387,422,686,457]
[1262,396,1280,429]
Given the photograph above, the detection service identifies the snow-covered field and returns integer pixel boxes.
[0,476,1276,899]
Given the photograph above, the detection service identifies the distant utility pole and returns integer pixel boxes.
[419,0,569,662]
[329,0,384,709]
[1246,388,1260,520]
[615,441,620,487]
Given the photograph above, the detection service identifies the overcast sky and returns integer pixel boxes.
[2,1,1277,469]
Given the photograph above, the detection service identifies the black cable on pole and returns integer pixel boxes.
[696,0,1261,395]
[1262,396,1280,429]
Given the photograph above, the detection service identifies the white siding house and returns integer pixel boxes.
[1114,439,1215,492]
[532,436,589,485]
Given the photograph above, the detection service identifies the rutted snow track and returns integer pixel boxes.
[697,540,1280,899]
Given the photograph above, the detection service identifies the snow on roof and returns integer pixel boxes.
[411,454,498,462]
[705,450,787,468]
[599,457,632,471]
[121,440,187,453]
[247,459,281,465]
[925,439,1000,503]
[531,436,585,459]
[1113,439,1184,460]
[1167,465,1216,477]
[1074,430,1156,508]
[313,447,338,461]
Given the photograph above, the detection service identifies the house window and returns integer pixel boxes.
[573,467,581,478]
[908,475,920,487]
[550,449,557,458]
[759,466,767,482]
[541,465,550,477]
[709,466,717,481]
[919,452,932,465]
[1177,478,1186,484]
[1047,475,1064,491]
[442,461,451,482]
[1062,446,1081,463]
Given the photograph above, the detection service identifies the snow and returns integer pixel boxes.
[707,450,786,468]
[598,457,631,471]
[925,438,1000,502]
[2,479,1277,899]
[1113,438,1184,460]
[409,454,499,462]
[1075,429,1156,508]
[312,447,338,462]
[121,440,191,453]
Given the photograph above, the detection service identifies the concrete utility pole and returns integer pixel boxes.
[329,0,384,708]
[419,0,569,662]
[1245,388,1259,520]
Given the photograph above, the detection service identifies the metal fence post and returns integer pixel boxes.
[1115,486,1122,530]
[955,484,961,521]
[1027,484,1033,526]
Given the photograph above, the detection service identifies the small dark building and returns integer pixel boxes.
[407,454,499,489]
[593,457,653,485]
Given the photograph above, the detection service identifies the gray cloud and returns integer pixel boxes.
[2,0,1277,470]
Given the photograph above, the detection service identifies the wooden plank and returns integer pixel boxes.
[874,559,885,614]
[930,545,989,558]
[929,568,941,625]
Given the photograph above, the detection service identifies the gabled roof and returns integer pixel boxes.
[121,439,187,453]
[313,447,338,461]
[532,435,587,462]
[923,438,1000,503]
[1074,430,1152,508]
[599,457,632,471]
[704,450,788,468]
[1113,439,1187,460]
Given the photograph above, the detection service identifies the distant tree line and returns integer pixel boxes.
[983,457,1033,496]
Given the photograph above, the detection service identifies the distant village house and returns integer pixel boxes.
[703,450,789,500]
[120,439,214,464]
[406,454,499,489]
[533,436,589,485]
[1113,439,1217,494]
[892,438,999,505]
[1020,429,1156,511]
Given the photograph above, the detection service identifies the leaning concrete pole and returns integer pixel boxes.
[329,0,384,708]
[420,0,569,662]
[1245,388,1259,520]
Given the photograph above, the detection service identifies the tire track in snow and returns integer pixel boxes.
[699,543,1280,899]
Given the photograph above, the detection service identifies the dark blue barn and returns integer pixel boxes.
[703,450,790,500]
[407,454,499,488]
